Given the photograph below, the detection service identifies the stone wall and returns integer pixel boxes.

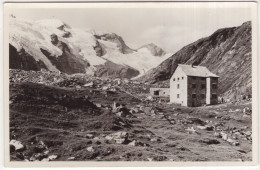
[187,76,207,107]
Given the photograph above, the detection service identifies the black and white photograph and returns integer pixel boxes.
[3,2,258,167]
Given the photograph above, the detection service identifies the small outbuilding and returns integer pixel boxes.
[150,88,170,97]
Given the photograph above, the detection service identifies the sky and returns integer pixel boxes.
[9,4,253,53]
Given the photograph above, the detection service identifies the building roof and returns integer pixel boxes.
[178,64,219,78]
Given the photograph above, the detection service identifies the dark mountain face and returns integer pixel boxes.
[39,34,90,74]
[9,44,47,71]
[138,21,252,100]
[94,33,135,54]
[94,60,140,79]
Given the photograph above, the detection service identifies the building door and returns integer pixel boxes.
[192,101,195,107]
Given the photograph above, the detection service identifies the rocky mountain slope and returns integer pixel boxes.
[138,21,252,100]
[9,17,171,78]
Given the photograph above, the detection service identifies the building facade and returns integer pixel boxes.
[170,64,219,107]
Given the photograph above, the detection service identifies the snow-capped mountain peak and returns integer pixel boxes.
[9,17,172,78]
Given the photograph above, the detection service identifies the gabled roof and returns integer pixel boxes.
[177,64,219,78]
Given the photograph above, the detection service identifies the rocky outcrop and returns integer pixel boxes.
[94,40,106,57]
[94,60,139,79]
[40,34,90,74]
[138,21,252,100]
[94,33,135,54]
[138,43,166,56]
[57,24,72,38]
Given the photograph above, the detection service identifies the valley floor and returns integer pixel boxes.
[9,71,252,162]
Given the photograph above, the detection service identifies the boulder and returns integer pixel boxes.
[93,137,100,140]
[102,86,109,90]
[197,125,214,131]
[243,107,251,114]
[68,157,75,160]
[199,138,220,145]
[96,103,102,108]
[186,127,197,134]
[41,158,50,162]
[10,140,25,152]
[83,82,94,87]
[85,134,94,139]
[220,132,228,140]
[186,118,206,126]
[226,138,239,146]
[147,157,153,161]
[197,125,207,130]
[244,131,252,137]
[128,140,137,146]
[48,154,58,161]
[115,111,123,117]
[44,150,49,155]
[130,107,138,114]
[31,153,47,161]
[105,131,128,144]
[16,152,24,160]
[243,114,250,118]
[146,96,153,101]
[150,138,160,142]
[87,146,95,152]
[10,144,15,153]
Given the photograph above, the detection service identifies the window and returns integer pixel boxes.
[212,94,217,99]
[212,84,217,89]
[173,78,175,81]
[182,77,184,80]
[154,91,159,96]
[177,94,180,98]
[201,84,205,89]
[177,84,180,89]
[192,84,196,88]
[177,77,179,80]
[192,94,196,98]
[200,94,205,98]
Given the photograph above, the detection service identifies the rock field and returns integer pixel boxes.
[9,69,252,161]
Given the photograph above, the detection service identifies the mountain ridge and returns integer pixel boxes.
[138,43,166,57]
[138,21,252,100]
